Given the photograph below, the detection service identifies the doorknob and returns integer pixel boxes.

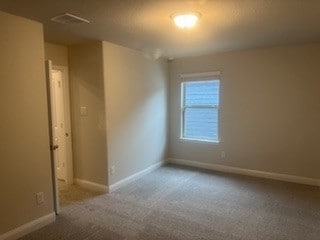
[50,145,59,151]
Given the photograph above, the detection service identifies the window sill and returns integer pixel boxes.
[180,138,220,144]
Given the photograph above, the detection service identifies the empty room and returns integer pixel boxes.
[0,1,319,240]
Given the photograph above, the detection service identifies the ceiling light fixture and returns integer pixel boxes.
[171,12,201,29]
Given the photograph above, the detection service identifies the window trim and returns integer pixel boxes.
[180,77,221,144]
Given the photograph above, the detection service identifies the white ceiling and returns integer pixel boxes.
[1,0,320,58]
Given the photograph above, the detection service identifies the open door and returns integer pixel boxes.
[50,68,67,181]
[46,60,73,214]
[45,60,60,214]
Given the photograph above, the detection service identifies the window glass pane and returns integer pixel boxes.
[184,81,219,106]
[184,107,218,141]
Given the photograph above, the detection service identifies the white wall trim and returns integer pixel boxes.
[109,160,166,192]
[0,212,55,240]
[74,178,108,193]
[168,158,320,187]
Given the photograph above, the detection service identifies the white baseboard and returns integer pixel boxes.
[168,158,320,187]
[0,212,55,240]
[109,161,166,192]
[74,178,108,193]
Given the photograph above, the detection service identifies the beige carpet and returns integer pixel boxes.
[20,164,320,240]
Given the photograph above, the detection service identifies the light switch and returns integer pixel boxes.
[80,106,87,116]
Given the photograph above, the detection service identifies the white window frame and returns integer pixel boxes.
[180,72,221,143]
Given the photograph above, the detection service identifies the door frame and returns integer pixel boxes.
[45,60,59,214]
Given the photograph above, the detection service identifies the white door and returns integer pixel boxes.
[46,60,73,214]
[51,69,67,181]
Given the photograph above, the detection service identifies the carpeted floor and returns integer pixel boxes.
[20,164,320,240]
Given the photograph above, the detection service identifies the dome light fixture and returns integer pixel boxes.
[171,12,201,29]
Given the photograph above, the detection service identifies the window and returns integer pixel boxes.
[181,77,220,142]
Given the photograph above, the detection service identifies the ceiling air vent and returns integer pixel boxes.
[51,13,90,24]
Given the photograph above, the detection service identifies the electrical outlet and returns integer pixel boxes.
[221,151,226,158]
[35,192,44,205]
[110,166,116,175]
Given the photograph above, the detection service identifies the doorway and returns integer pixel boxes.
[46,60,73,214]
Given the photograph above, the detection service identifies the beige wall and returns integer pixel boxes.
[69,42,108,185]
[0,11,54,234]
[103,42,168,185]
[44,42,68,67]
[169,43,320,179]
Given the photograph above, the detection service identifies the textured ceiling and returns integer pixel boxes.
[1,0,320,58]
